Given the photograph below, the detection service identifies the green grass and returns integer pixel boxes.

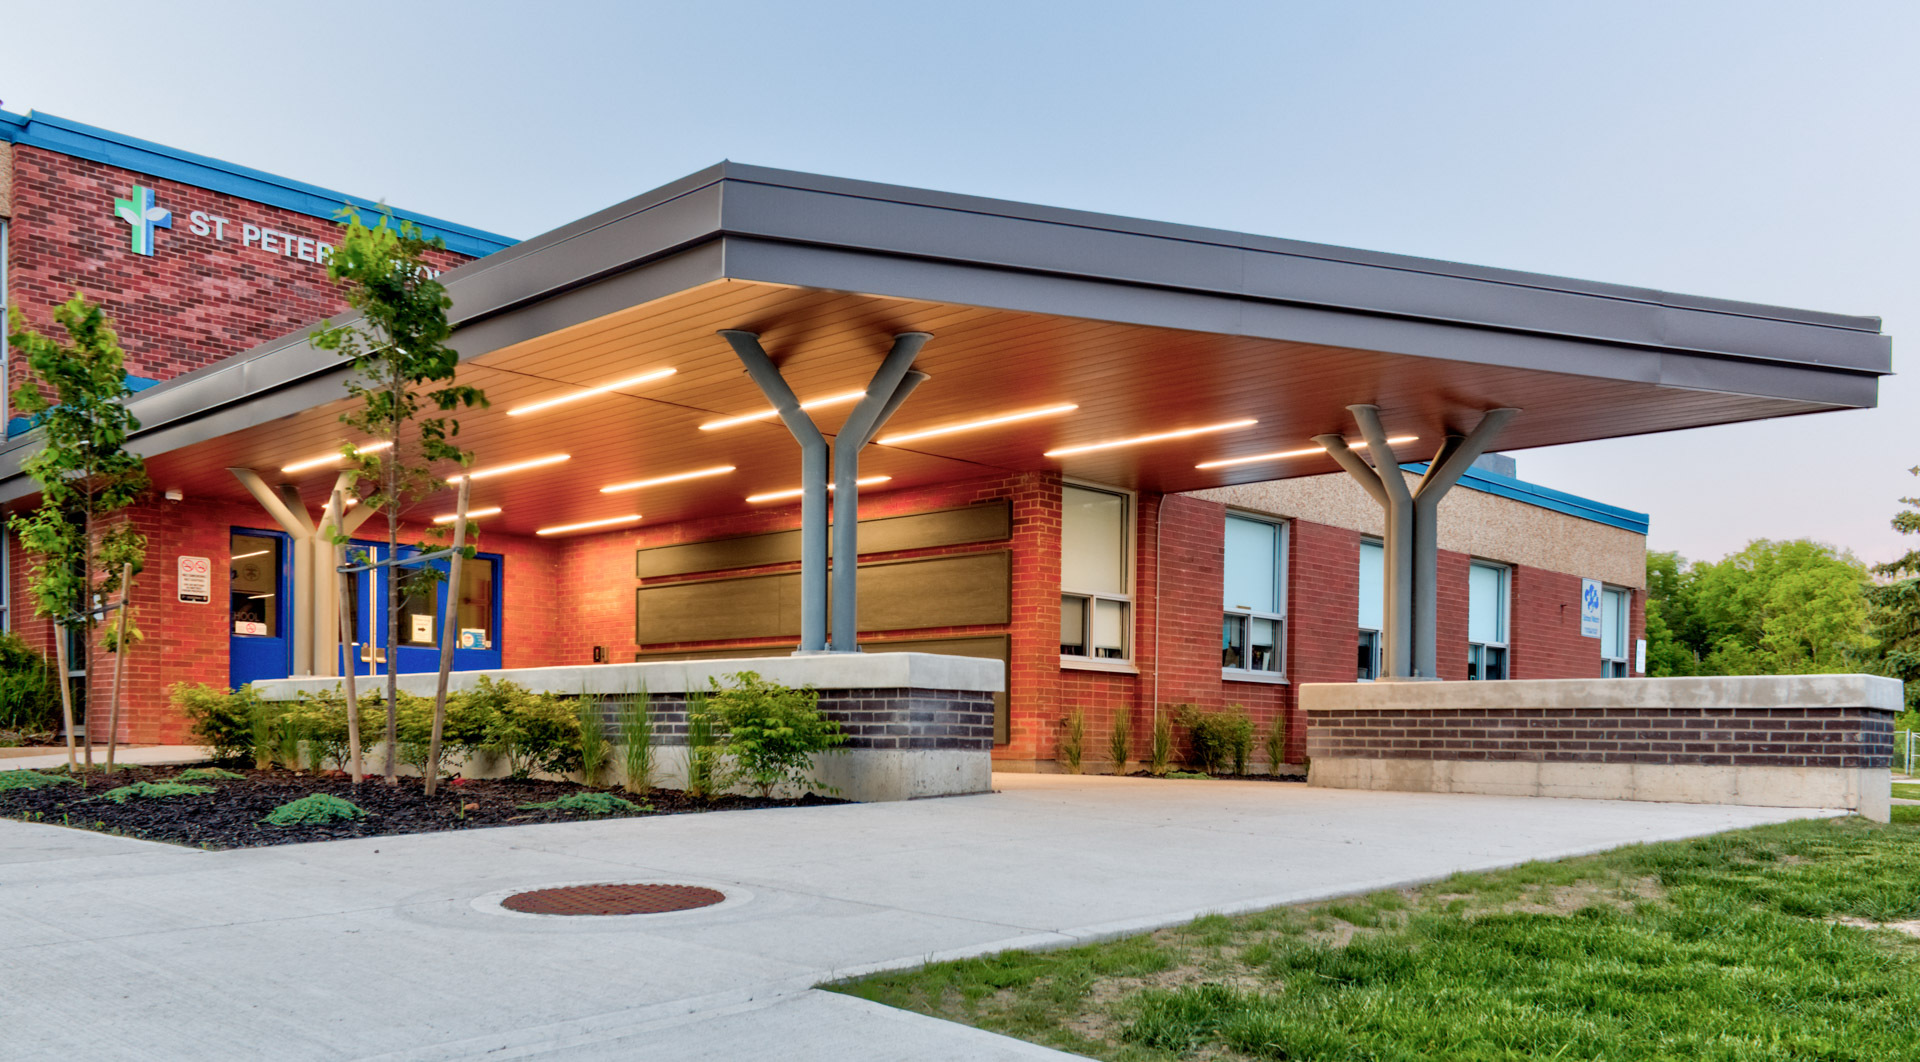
[1892,781,1920,800]
[836,808,1920,1060]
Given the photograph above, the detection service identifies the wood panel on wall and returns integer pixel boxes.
[634,501,1011,578]
[635,551,1011,644]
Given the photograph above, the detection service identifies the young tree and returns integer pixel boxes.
[1871,466,1920,718]
[313,208,484,783]
[7,294,148,771]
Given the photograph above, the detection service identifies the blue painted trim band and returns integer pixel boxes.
[7,374,160,439]
[0,110,515,258]
[1402,462,1651,535]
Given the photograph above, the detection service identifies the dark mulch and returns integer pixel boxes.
[0,765,844,850]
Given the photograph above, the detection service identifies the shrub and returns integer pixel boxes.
[0,769,77,792]
[620,691,655,794]
[264,794,364,826]
[708,671,845,797]
[173,767,245,782]
[684,689,724,799]
[1178,704,1253,775]
[577,696,610,786]
[171,683,254,763]
[99,781,213,804]
[1058,709,1085,774]
[1109,709,1133,775]
[0,634,62,733]
[517,791,648,816]
[1150,712,1174,777]
[1265,716,1289,775]
[471,679,581,780]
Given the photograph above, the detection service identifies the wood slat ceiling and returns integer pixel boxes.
[142,279,1828,537]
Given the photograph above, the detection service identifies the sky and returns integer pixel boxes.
[4,1,1915,567]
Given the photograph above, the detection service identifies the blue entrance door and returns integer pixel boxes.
[229,529,293,689]
[341,542,504,675]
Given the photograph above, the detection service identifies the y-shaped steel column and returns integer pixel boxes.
[1410,408,1518,678]
[832,333,932,651]
[720,330,832,652]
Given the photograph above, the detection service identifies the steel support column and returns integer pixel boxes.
[1409,409,1518,679]
[231,467,375,677]
[719,330,832,652]
[831,333,932,652]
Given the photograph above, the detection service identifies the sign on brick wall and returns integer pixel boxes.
[178,556,211,604]
[1579,578,1602,639]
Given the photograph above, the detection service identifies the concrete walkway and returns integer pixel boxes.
[0,744,209,771]
[0,774,1838,1060]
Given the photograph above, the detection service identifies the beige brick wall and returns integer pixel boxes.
[1187,470,1646,589]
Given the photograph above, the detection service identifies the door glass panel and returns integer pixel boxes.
[1223,517,1277,613]
[1061,487,1126,595]
[1358,541,1384,632]
[457,557,496,649]
[398,566,437,647]
[229,534,279,637]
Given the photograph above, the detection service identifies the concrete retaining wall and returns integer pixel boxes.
[255,653,1003,803]
[1302,675,1898,821]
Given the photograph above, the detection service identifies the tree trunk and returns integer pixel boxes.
[105,562,133,772]
[80,549,92,772]
[52,623,76,772]
[383,436,399,783]
[425,478,470,797]
[334,490,364,784]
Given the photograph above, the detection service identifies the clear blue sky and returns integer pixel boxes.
[6,1,1915,567]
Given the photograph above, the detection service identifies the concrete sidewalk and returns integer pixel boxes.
[0,774,1838,1060]
[0,745,209,771]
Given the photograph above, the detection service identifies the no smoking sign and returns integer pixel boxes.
[178,555,211,604]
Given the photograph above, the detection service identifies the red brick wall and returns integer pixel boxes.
[6,145,469,389]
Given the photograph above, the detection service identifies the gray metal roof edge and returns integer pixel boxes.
[705,162,1884,334]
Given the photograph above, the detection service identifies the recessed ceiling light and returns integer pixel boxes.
[745,475,891,504]
[599,465,736,494]
[1195,435,1419,470]
[448,454,570,483]
[432,506,502,524]
[875,403,1078,446]
[535,514,642,536]
[1044,419,1257,458]
[281,439,392,474]
[506,368,676,417]
[698,390,867,431]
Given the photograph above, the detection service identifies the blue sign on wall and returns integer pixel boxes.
[1580,578,1602,639]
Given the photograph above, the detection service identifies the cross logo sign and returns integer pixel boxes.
[113,184,173,256]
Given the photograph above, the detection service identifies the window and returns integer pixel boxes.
[457,557,497,649]
[1601,586,1630,677]
[398,568,438,647]
[1222,515,1287,677]
[229,533,281,638]
[1357,539,1383,680]
[1060,485,1132,662]
[1467,561,1509,680]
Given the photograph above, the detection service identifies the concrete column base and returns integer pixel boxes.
[1309,757,1892,822]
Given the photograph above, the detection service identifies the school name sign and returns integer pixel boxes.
[111,183,440,275]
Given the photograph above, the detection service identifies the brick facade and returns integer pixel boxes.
[582,688,997,752]
[1308,704,1893,771]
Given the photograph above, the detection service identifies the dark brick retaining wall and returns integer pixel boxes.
[1307,705,1894,770]
[581,688,996,751]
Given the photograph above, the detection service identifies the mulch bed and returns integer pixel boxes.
[0,765,843,850]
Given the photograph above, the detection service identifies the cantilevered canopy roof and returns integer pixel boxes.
[0,163,1890,537]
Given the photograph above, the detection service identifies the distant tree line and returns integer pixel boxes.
[1645,468,1920,726]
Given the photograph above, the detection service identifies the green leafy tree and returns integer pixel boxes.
[1870,466,1920,717]
[6,294,148,769]
[312,208,485,782]
[1682,539,1875,675]
[1643,550,1702,677]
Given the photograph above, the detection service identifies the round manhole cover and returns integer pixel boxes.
[501,883,727,916]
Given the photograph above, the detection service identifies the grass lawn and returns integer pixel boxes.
[1893,782,1920,800]
[836,807,1920,1060]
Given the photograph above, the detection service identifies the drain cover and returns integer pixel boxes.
[500,883,726,916]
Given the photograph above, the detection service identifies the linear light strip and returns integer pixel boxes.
[535,514,642,536]
[230,549,271,561]
[1043,419,1258,458]
[432,506,502,524]
[698,390,867,431]
[1195,435,1420,470]
[599,465,736,494]
[745,475,891,504]
[281,439,393,474]
[448,454,570,483]
[506,368,677,417]
[875,403,1078,446]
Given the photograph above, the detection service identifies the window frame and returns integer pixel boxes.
[1467,559,1511,681]
[1600,584,1630,678]
[1220,511,1289,683]
[1059,481,1137,672]
[1357,536,1383,681]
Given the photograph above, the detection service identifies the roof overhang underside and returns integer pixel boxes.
[0,163,1890,538]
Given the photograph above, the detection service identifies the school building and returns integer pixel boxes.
[0,108,1893,790]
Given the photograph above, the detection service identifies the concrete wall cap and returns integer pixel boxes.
[254,652,1006,701]
[1299,674,1904,713]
